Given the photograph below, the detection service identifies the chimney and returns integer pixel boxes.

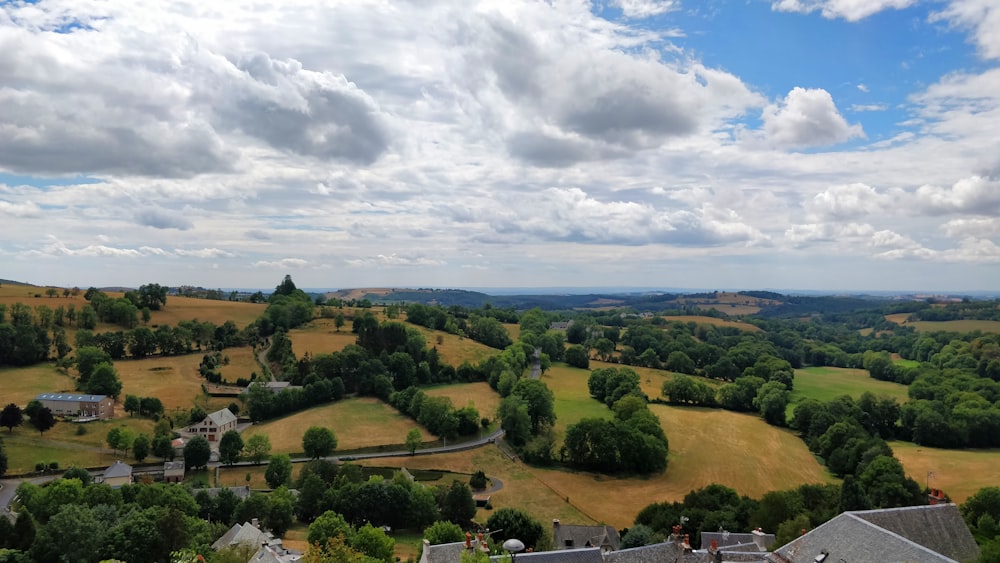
[752,528,767,551]
[465,532,472,549]
[251,518,260,529]
[553,519,560,527]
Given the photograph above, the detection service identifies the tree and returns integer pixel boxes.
[350,523,395,562]
[244,433,272,465]
[264,487,296,537]
[124,395,141,416]
[469,470,488,491]
[29,407,55,436]
[511,379,556,432]
[219,430,244,466]
[183,435,211,469]
[296,473,328,523]
[424,520,464,545]
[621,524,655,549]
[308,510,354,546]
[439,480,476,526]
[304,536,370,563]
[302,426,337,459]
[265,454,293,489]
[152,434,175,460]
[754,381,790,426]
[85,362,123,399]
[840,475,871,512]
[74,346,111,385]
[334,312,346,332]
[485,508,545,550]
[132,434,150,462]
[497,395,532,447]
[107,426,123,453]
[565,345,590,369]
[405,428,422,455]
[0,403,23,433]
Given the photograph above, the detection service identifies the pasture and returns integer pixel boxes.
[2,416,157,474]
[288,318,359,357]
[241,397,432,454]
[891,441,1000,504]
[790,366,910,406]
[0,363,76,406]
[424,382,501,421]
[884,314,1000,334]
[117,354,212,412]
[662,315,762,332]
[407,325,500,367]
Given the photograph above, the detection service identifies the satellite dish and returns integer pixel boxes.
[503,539,525,553]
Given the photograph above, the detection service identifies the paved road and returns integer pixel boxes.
[530,347,541,379]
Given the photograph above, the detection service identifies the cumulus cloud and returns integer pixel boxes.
[784,222,875,246]
[0,199,41,218]
[759,87,865,149]
[135,207,194,230]
[857,83,870,93]
[942,217,1000,238]
[612,0,680,19]
[807,183,891,219]
[850,103,888,112]
[772,0,916,21]
[174,248,235,258]
[915,175,1000,216]
[245,229,272,240]
[456,7,762,165]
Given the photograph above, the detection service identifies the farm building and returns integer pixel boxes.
[35,393,114,420]
[767,504,978,563]
[187,408,238,442]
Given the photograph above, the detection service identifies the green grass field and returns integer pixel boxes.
[788,367,910,417]
[885,314,1000,334]
[2,416,158,474]
[891,441,1000,504]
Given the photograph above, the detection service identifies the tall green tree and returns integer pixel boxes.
[302,426,337,459]
[132,434,150,462]
[29,407,55,436]
[0,403,23,433]
[439,481,476,527]
[219,430,244,466]
[265,454,293,489]
[485,508,545,550]
[308,510,354,546]
[183,436,211,469]
[405,428,422,455]
[244,433,272,465]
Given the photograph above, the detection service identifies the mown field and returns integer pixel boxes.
[662,315,762,332]
[406,325,500,367]
[891,441,1000,504]
[790,366,910,405]
[241,398,433,454]
[0,363,76,406]
[287,318,360,357]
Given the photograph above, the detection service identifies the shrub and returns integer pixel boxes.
[48,461,59,470]
[75,425,87,436]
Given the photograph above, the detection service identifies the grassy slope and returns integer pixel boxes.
[662,315,762,332]
[424,382,501,421]
[891,441,1000,503]
[790,367,910,405]
[241,398,433,454]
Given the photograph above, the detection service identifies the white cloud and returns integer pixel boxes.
[758,87,865,149]
[932,0,1000,60]
[857,83,870,93]
[941,217,1000,238]
[346,254,446,267]
[612,0,680,19]
[784,222,875,246]
[915,175,1000,215]
[253,258,309,269]
[807,183,891,219]
[772,0,917,21]
[174,248,235,259]
[135,207,194,230]
[0,199,41,217]
[850,103,888,112]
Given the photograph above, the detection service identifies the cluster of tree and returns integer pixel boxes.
[72,346,124,398]
[562,394,669,474]
[198,351,234,385]
[663,374,791,427]
[255,275,316,336]
[909,299,1000,322]
[961,486,1000,561]
[244,378,345,422]
[404,303,514,349]
[71,318,249,362]
[587,367,644,407]
[0,303,53,366]
[389,387,482,439]
[306,511,395,562]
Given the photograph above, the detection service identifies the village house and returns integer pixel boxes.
[552,519,620,552]
[187,407,238,442]
[212,519,301,563]
[101,460,133,488]
[34,393,114,420]
[163,460,185,483]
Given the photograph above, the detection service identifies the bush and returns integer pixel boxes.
[48,461,59,470]
[75,425,87,436]
[470,470,488,490]
[35,462,46,472]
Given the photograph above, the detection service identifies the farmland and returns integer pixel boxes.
[885,313,1000,334]
[662,315,762,332]
[424,382,501,421]
[891,441,1000,504]
[790,366,910,405]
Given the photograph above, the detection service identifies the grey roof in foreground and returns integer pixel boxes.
[603,541,683,563]
[492,547,603,563]
[103,460,133,478]
[768,504,979,563]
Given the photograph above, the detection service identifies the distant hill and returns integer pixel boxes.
[0,279,35,286]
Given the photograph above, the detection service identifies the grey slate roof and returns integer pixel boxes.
[212,521,277,551]
[423,542,476,563]
[103,460,133,479]
[36,393,107,402]
[553,524,620,551]
[768,504,979,563]
[163,461,185,474]
[198,486,254,500]
[701,532,775,550]
[207,408,238,427]
[603,541,683,563]
[492,547,603,563]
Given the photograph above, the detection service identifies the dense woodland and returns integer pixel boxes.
[2,278,1000,562]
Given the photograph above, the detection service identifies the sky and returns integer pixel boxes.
[1,0,999,292]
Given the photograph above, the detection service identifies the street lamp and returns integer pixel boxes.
[503,538,525,562]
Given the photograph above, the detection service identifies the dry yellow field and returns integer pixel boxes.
[407,325,499,367]
[504,323,521,341]
[288,318,359,357]
[117,354,209,412]
[0,363,77,406]
[242,397,433,454]
[891,441,1000,503]
[146,296,265,328]
[424,382,501,420]
[662,315,762,332]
